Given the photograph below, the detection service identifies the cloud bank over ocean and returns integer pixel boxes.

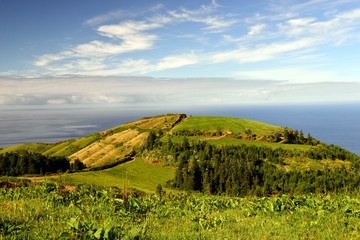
[1,76,359,106]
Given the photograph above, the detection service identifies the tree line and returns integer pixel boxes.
[0,151,72,176]
[174,127,320,145]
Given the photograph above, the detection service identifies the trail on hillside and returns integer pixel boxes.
[199,134,227,141]
[103,157,136,171]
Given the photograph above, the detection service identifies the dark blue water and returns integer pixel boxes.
[1,104,359,155]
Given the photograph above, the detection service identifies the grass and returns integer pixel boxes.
[43,134,101,157]
[0,114,185,168]
[120,113,185,130]
[63,157,176,193]
[2,182,360,239]
[0,134,101,158]
[171,116,282,136]
[68,130,148,167]
[0,142,54,154]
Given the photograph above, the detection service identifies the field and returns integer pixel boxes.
[2,180,360,239]
[171,116,282,136]
[0,142,54,155]
[63,157,176,193]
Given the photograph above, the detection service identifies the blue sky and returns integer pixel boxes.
[1,0,360,106]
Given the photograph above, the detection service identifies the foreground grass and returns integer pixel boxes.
[63,157,176,193]
[2,181,360,239]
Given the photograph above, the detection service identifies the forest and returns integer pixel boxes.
[144,131,360,196]
[0,151,72,176]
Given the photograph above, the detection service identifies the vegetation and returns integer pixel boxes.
[171,116,282,136]
[2,113,360,238]
[144,131,360,196]
[2,181,360,239]
[0,114,186,168]
[0,142,54,155]
[0,151,70,176]
[64,157,176,193]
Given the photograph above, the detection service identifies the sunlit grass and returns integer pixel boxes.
[63,157,176,193]
[171,116,282,135]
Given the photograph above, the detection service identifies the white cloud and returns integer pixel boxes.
[24,1,360,80]
[180,0,220,15]
[235,67,359,83]
[34,20,162,68]
[84,9,124,26]
[278,9,360,40]
[200,16,238,33]
[84,4,164,26]
[161,0,236,33]
[248,23,267,35]
[155,53,200,71]
[210,38,317,64]
[1,76,359,106]
[97,21,162,38]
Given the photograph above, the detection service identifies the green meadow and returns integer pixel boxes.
[2,180,360,239]
[63,157,176,193]
[171,116,282,135]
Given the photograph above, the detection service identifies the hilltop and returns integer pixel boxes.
[0,114,186,168]
[2,113,289,168]
[1,113,359,196]
[0,113,355,169]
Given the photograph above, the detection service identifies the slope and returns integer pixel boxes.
[171,116,282,136]
[0,114,186,168]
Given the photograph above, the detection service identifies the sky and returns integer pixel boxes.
[1,0,360,106]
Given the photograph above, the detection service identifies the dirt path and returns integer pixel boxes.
[200,134,227,141]
[103,157,136,171]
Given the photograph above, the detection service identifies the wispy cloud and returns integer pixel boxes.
[84,4,164,26]
[84,9,125,26]
[209,38,317,64]
[23,1,360,81]
[166,1,237,33]
[34,20,162,67]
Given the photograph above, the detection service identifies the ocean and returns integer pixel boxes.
[1,103,359,155]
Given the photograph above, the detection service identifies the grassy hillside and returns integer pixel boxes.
[1,113,355,174]
[171,116,282,136]
[42,134,101,157]
[69,130,148,167]
[0,142,54,155]
[0,114,186,168]
[64,157,176,193]
[118,113,186,131]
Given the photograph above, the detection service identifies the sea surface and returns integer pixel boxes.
[1,104,359,155]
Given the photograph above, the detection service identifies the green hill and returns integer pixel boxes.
[1,113,359,196]
[0,114,186,168]
[2,114,360,240]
